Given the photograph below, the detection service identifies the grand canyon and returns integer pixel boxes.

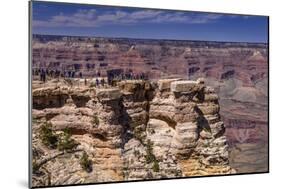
[31,35,268,187]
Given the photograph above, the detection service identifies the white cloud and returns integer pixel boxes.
[33,9,224,28]
[130,10,163,19]
[73,9,97,19]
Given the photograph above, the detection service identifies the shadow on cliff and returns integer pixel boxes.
[118,99,134,148]
[194,105,212,133]
[118,89,154,148]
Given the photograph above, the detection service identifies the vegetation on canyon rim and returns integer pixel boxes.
[39,122,78,151]
[32,159,40,173]
[91,115,100,126]
[37,122,94,173]
[80,152,93,173]
[145,139,160,172]
[131,121,160,172]
[57,128,78,151]
[39,122,58,149]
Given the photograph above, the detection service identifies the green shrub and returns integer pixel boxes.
[57,128,77,151]
[39,122,58,149]
[202,125,212,133]
[202,141,211,148]
[80,152,92,173]
[32,117,39,124]
[91,115,99,126]
[145,139,160,172]
[145,140,156,163]
[32,159,40,173]
[133,126,145,143]
[152,160,160,172]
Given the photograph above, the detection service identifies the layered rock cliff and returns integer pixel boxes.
[32,35,267,83]
[32,34,268,175]
[32,78,234,187]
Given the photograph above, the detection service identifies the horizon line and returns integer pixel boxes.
[32,33,268,45]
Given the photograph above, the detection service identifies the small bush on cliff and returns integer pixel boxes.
[57,128,78,151]
[133,126,145,143]
[145,139,156,163]
[144,140,160,172]
[39,122,58,149]
[202,126,212,133]
[152,160,160,172]
[32,159,40,174]
[80,152,92,173]
[91,115,99,126]
[32,117,39,124]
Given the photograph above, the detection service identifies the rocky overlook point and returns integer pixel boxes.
[32,78,235,187]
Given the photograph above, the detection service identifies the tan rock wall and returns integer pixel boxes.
[32,79,234,187]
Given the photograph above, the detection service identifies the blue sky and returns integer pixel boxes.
[32,1,268,43]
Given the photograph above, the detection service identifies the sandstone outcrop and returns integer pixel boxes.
[32,78,234,187]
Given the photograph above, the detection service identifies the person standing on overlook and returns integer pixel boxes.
[96,78,99,87]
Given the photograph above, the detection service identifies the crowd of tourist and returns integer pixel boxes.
[32,68,84,82]
[32,68,148,87]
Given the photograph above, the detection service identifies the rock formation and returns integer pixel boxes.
[32,34,268,176]
[32,78,234,187]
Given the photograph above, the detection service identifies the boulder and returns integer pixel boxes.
[170,80,199,93]
[96,88,122,101]
[158,78,181,91]
[118,80,145,93]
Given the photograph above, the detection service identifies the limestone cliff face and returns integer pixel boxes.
[32,79,234,187]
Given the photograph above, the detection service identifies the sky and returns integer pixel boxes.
[32,1,268,43]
